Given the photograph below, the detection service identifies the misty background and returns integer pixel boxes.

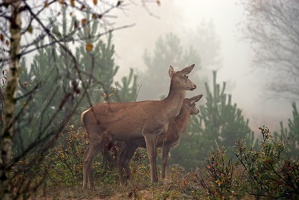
[108,0,296,134]
[2,1,299,198]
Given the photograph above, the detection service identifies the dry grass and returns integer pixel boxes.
[29,165,203,200]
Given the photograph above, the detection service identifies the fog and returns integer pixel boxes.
[110,0,296,133]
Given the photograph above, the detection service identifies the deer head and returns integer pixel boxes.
[187,94,203,115]
[168,64,196,91]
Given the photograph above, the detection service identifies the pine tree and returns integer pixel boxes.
[139,33,203,100]
[184,20,222,71]
[199,71,255,155]
[274,102,299,157]
[114,68,138,102]
[171,71,255,169]
[15,6,78,151]
[76,10,138,105]
[76,15,118,103]
[16,6,139,151]
[16,44,64,152]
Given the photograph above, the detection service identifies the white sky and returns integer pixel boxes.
[110,0,294,132]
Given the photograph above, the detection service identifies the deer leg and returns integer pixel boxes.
[83,140,103,190]
[83,146,90,189]
[162,144,171,179]
[123,143,138,181]
[117,149,126,187]
[116,142,127,187]
[144,135,158,183]
[117,142,138,186]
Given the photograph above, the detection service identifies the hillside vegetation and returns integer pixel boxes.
[11,125,299,199]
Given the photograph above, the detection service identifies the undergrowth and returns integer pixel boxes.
[11,125,299,199]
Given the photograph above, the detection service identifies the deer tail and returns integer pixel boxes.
[81,109,89,133]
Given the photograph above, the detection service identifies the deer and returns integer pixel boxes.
[116,94,203,186]
[81,64,196,189]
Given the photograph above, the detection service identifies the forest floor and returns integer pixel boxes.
[31,166,255,200]
[31,166,212,199]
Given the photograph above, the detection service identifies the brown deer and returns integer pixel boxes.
[81,64,196,189]
[116,94,203,186]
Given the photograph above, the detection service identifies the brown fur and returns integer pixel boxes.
[116,95,203,186]
[81,64,196,189]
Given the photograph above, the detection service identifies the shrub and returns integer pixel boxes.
[235,125,299,199]
[45,125,118,187]
[11,125,120,197]
[186,143,243,199]
[13,124,299,199]
[187,125,299,199]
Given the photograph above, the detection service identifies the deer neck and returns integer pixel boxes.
[174,106,191,132]
[163,84,186,118]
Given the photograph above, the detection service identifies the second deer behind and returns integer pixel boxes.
[81,64,196,189]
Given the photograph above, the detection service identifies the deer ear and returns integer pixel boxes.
[181,64,195,75]
[169,66,175,78]
[190,94,203,102]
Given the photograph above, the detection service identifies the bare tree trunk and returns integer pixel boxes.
[0,1,22,199]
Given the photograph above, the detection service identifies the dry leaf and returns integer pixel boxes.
[81,18,87,25]
[86,43,93,52]
[27,26,33,34]
[44,1,49,7]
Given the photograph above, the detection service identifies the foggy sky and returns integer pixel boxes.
[110,0,296,133]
